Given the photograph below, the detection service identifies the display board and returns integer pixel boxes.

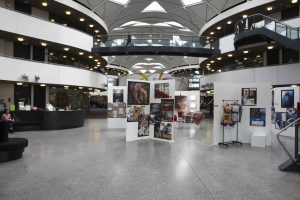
[213,82,272,146]
[126,79,175,142]
[107,86,127,129]
[174,91,200,117]
[271,86,300,138]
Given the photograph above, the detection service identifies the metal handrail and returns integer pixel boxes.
[276,117,300,162]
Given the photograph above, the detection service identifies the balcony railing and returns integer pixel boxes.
[235,14,300,40]
[93,34,219,50]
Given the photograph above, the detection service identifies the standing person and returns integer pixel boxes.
[1,108,14,133]
[126,32,132,46]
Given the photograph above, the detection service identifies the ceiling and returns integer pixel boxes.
[74,0,246,73]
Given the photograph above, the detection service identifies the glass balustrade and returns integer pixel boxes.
[235,14,299,40]
[93,34,219,50]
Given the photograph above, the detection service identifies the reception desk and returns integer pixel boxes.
[43,110,85,130]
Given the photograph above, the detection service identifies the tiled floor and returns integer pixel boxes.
[0,118,299,200]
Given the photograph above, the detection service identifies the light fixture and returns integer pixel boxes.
[79,18,85,22]
[242,14,248,18]
[89,24,94,28]
[17,37,24,42]
[78,87,83,89]
[112,55,116,58]
[217,26,221,30]
[63,23,67,26]
[49,52,54,56]
[217,57,222,60]
[184,56,187,59]
[64,47,69,51]
[40,84,46,87]
[64,85,69,89]
[42,2,48,7]
[79,52,84,55]
[291,84,298,87]
[17,82,23,86]
[210,60,215,63]
[292,0,298,3]
[41,42,47,46]
[65,11,71,15]
[94,59,98,62]
[89,55,93,59]
[267,46,274,49]
[256,55,261,58]
[228,54,233,57]
[50,19,55,22]
[207,63,211,66]
[63,55,67,58]
[243,50,249,54]
[227,20,232,25]
[267,6,273,11]
[145,58,153,61]
[244,57,248,60]
[210,32,214,35]
[95,30,99,33]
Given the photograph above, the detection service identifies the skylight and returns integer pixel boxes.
[132,22,151,26]
[142,1,166,13]
[165,21,184,28]
[181,0,203,7]
[153,23,171,27]
[109,0,130,6]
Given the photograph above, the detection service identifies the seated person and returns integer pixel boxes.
[1,108,14,133]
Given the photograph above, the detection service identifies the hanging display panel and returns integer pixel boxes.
[154,83,170,98]
[128,81,150,105]
[241,88,257,106]
[250,108,266,127]
[175,96,188,114]
[281,90,294,108]
[113,89,124,103]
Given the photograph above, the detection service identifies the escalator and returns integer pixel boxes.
[234,14,300,51]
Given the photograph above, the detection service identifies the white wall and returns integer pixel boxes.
[214,82,272,146]
[200,63,300,88]
[0,7,93,52]
[0,56,107,89]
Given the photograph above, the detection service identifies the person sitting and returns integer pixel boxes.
[1,108,15,133]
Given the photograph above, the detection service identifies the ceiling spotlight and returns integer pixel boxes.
[184,56,187,59]
[41,42,47,46]
[292,0,298,3]
[65,11,71,15]
[79,52,84,55]
[112,56,116,58]
[244,57,248,60]
[64,47,69,51]
[63,55,67,58]
[64,85,69,89]
[49,52,54,56]
[210,32,215,35]
[78,87,83,89]
[50,19,55,22]
[17,37,24,42]
[17,82,23,86]
[89,24,94,28]
[63,23,67,26]
[242,14,248,18]
[227,20,232,24]
[89,55,93,59]
[228,54,233,57]
[267,6,273,11]
[40,84,46,87]
[217,57,222,60]
[94,59,98,62]
[42,2,48,6]
[217,26,221,30]
[210,60,215,63]
[95,30,99,33]
[256,55,261,58]
[243,50,249,54]
[267,46,274,49]
[79,18,85,22]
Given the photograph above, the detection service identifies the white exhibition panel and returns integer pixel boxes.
[175,91,200,112]
[271,86,300,138]
[200,63,300,88]
[214,82,272,146]
[0,56,107,88]
[107,86,127,129]
[0,7,92,52]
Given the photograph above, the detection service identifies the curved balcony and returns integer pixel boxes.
[92,34,220,57]
[234,14,300,51]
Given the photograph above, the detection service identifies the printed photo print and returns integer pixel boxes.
[242,88,257,106]
[281,90,294,108]
[154,83,170,98]
[128,81,150,105]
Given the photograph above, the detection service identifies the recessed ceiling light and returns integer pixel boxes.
[95,30,99,33]
[78,87,83,89]
[64,47,69,51]
[94,59,98,62]
[256,55,261,58]
[243,50,249,54]
[292,0,298,3]
[40,84,46,87]
[63,23,67,26]
[267,6,273,11]
[65,11,71,15]
[267,46,274,49]
[64,85,69,88]
[227,20,232,24]
[89,24,94,28]
[244,57,248,60]
[89,56,93,59]
[49,52,54,56]
[207,63,210,66]
[63,55,67,58]
[42,2,47,7]
[242,14,248,18]
[79,52,84,55]
[17,82,23,86]
[210,60,215,63]
[210,32,214,35]
[184,56,188,59]
[217,57,222,60]
[217,26,221,30]
[41,42,47,46]
[17,37,24,42]
[79,18,85,22]
[50,19,55,22]
[228,54,233,57]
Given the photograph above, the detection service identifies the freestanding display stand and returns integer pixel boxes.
[219,100,243,148]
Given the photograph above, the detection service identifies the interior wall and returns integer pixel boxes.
[0,82,14,104]
[32,7,49,20]
[214,82,272,146]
